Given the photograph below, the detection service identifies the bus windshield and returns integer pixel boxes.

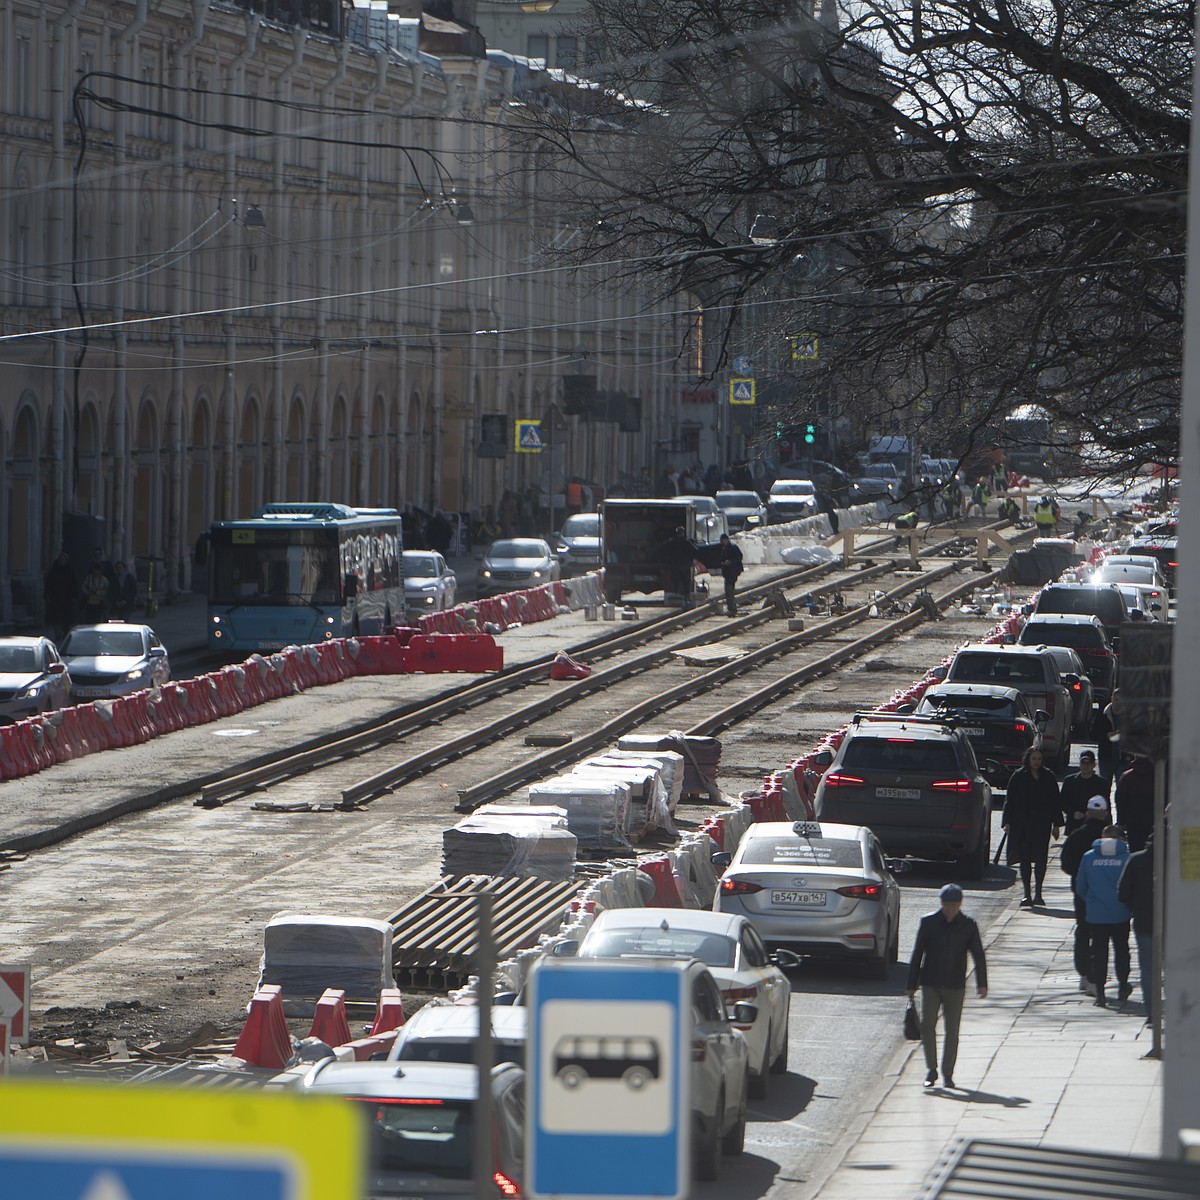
[209,537,342,607]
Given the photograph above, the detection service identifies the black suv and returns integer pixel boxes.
[813,714,992,878]
[1017,614,1116,704]
[1031,582,1128,649]
[1125,536,1178,594]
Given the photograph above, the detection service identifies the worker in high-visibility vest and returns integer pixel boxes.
[1033,496,1058,533]
[895,510,918,530]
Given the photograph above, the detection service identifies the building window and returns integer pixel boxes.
[527,35,549,66]
[556,37,577,70]
[15,33,32,117]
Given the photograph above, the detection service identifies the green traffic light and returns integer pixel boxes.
[804,423,816,444]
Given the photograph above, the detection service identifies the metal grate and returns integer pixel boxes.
[388,874,579,991]
[921,1139,1200,1200]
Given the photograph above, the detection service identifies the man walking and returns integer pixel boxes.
[1118,832,1155,1016]
[1075,824,1133,1008]
[717,533,743,617]
[1060,795,1111,996]
[906,883,988,1090]
[660,526,697,610]
[1060,750,1110,834]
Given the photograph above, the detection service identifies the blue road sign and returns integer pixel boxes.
[0,1148,290,1200]
[527,958,689,1200]
[733,355,751,374]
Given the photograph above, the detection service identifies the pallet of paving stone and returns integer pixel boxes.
[442,806,578,882]
[616,733,721,799]
[527,777,632,850]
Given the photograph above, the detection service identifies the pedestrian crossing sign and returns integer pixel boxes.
[515,419,543,453]
[729,378,756,405]
[790,333,819,360]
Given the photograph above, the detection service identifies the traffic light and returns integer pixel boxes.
[804,423,816,444]
[775,420,784,440]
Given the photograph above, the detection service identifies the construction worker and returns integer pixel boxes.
[1034,496,1058,534]
[895,509,918,530]
[999,495,1021,524]
[968,477,990,518]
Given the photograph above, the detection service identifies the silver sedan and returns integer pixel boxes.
[402,550,457,615]
[60,623,170,700]
[0,636,72,721]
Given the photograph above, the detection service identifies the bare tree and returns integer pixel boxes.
[514,0,1186,472]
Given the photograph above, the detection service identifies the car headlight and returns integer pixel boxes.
[481,568,492,578]
[125,667,147,681]
[14,682,44,700]
[531,569,544,579]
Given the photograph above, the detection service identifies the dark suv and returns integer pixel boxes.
[1017,613,1116,704]
[813,714,992,878]
[1125,536,1178,594]
[1031,582,1128,649]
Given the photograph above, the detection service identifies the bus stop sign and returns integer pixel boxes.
[527,957,690,1200]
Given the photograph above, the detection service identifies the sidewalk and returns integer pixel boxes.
[805,871,1161,1199]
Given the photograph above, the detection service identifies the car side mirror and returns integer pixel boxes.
[895,702,915,715]
[711,851,732,872]
[492,992,521,1007]
[732,1001,759,1026]
[1022,603,1034,616]
[745,515,762,527]
[1062,672,1080,685]
[550,939,580,958]
[770,948,803,970]
[1151,603,1163,612]
[1035,710,1050,725]
[814,749,834,768]
[149,646,167,658]
[929,665,948,682]
[48,661,67,675]
[886,858,912,874]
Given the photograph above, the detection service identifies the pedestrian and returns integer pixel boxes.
[1115,756,1154,852]
[1075,824,1133,1008]
[968,477,989,517]
[112,561,139,621]
[1002,746,1063,907]
[992,458,1007,495]
[999,495,1021,524]
[1117,831,1155,1016]
[717,533,743,617]
[905,883,988,1090]
[1098,688,1122,775]
[1034,495,1057,534]
[1060,750,1110,834]
[80,561,111,623]
[43,551,77,642]
[659,525,697,610]
[1060,796,1112,997]
[566,477,584,516]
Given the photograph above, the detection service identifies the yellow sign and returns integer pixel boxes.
[790,333,819,360]
[515,418,544,453]
[0,1078,366,1199]
[232,529,256,544]
[729,378,756,405]
[1180,828,1200,882]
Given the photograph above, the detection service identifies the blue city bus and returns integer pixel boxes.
[206,503,404,653]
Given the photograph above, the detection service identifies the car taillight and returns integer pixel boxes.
[722,985,759,1007]
[931,778,973,792]
[692,1037,707,1062]
[836,883,882,899]
[493,1170,521,1197]
[1014,721,1029,734]
[822,771,866,788]
[1084,647,1110,657]
[720,878,763,894]
[1169,561,1178,568]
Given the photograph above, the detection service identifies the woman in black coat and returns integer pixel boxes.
[1002,746,1063,908]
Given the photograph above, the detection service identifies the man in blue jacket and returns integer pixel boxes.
[1075,824,1133,1008]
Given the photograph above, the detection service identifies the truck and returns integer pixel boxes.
[597,498,700,603]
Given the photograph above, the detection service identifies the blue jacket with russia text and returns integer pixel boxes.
[1075,836,1133,925]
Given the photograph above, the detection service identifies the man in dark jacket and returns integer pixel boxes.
[1076,825,1133,1008]
[717,534,743,617]
[1115,757,1154,851]
[660,526,697,610]
[1060,796,1111,996]
[1060,751,1110,834]
[1118,832,1155,1015]
[906,883,988,1090]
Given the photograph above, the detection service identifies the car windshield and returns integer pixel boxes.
[581,928,736,968]
[561,514,599,537]
[62,631,145,657]
[737,838,863,868]
[1020,624,1104,648]
[715,493,759,509]
[840,738,960,774]
[771,482,815,496]
[919,693,1018,716]
[398,1040,526,1067]
[0,646,40,672]
[1036,588,1126,621]
[404,555,439,577]
[951,652,1047,684]
[354,1096,473,1179]
[489,540,545,558]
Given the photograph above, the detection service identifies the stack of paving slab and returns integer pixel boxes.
[527,776,633,850]
[442,805,577,882]
[617,733,722,800]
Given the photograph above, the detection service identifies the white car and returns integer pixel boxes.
[402,550,457,615]
[714,490,767,533]
[767,479,820,523]
[1090,560,1164,590]
[386,1001,527,1066]
[477,538,561,597]
[678,495,729,544]
[1113,581,1168,622]
[714,820,903,980]
[60,623,170,700]
[0,636,72,722]
[572,907,791,1099]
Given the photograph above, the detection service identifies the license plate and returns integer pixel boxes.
[257,641,287,650]
[72,686,108,698]
[962,727,985,736]
[771,890,827,906]
[875,787,921,799]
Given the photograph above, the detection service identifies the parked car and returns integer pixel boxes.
[813,714,992,878]
[571,907,791,1098]
[59,623,170,700]
[0,636,72,722]
[940,642,1075,768]
[386,1002,527,1067]
[1032,582,1128,649]
[298,1059,526,1200]
[850,462,902,503]
[913,683,1043,788]
[679,495,729,544]
[1017,613,1117,704]
[713,490,767,533]
[476,538,561,597]
[766,479,820,524]
[402,550,457,616]
[714,820,902,980]
[552,512,602,576]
